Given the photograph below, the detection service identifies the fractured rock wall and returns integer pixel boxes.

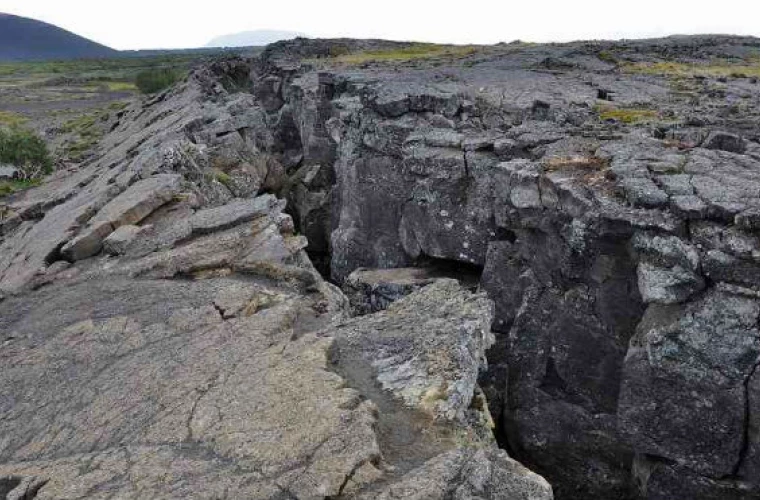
[240,37,760,499]
[0,49,552,500]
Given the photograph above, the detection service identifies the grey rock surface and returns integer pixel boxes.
[358,448,553,500]
[6,33,760,500]
[0,49,554,500]
[61,174,182,261]
[331,279,494,423]
[102,224,142,256]
[240,35,760,499]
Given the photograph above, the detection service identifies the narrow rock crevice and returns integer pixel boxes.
[211,302,227,320]
[0,476,47,500]
[413,255,484,289]
[0,476,22,497]
[731,356,760,477]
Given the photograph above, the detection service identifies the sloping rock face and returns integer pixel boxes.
[219,36,760,499]
[0,56,551,498]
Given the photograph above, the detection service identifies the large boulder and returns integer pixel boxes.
[331,279,494,423]
[619,288,760,480]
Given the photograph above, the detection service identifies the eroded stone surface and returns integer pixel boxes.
[332,279,494,422]
[7,34,760,499]
[0,49,553,499]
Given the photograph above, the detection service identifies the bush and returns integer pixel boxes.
[0,127,52,178]
[134,68,182,94]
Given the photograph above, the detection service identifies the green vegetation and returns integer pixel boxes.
[0,126,52,176]
[59,113,99,134]
[624,60,760,79]
[135,67,183,94]
[106,100,129,112]
[597,50,619,65]
[323,43,478,65]
[0,54,206,104]
[0,111,28,128]
[594,104,659,124]
[211,169,234,189]
[0,178,41,197]
[0,54,198,80]
[105,81,138,92]
[58,110,110,161]
[79,81,138,93]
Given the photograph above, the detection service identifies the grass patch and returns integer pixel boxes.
[63,136,100,161]
[624,60,760,79]
[211,169,234,189]
[105,81,138,92]
[594,104,659,124]
[79,81,138,92]
[0,111,28,128]
[58,111,107,162]
[0,178,41,197]
[107,101,129,111]
[542,155,616,192]
[135,68,183,94]
[324,43,478,65]
[597,50,619,64]
[0,127,52,176]
[59,113,98,134]
[0,54,198,81]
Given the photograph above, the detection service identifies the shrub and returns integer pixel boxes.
[134,68,182,94]
[0,127,52,178]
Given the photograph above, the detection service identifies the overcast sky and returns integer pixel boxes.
[2,0,759,50]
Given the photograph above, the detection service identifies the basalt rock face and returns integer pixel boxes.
[0,54,551,498]
[233,36,760,499]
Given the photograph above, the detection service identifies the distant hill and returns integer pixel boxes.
[0,13,118,61]
[206,30,306,48]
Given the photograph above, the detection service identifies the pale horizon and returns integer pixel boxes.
[1,0,759,50]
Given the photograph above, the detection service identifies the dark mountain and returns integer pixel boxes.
[0,13,118,61]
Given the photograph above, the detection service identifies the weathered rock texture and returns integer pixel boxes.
[0,52,552,499]
[5,34,760,499]
[218,36,760,499]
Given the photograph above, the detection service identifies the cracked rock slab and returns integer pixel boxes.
[61,174,182,261]
[330,279,494,423]
[189,195,282,235]
[0,276,379,499]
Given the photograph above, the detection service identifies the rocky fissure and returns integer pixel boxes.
[4,35,760,499]
[251,37,760,499]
